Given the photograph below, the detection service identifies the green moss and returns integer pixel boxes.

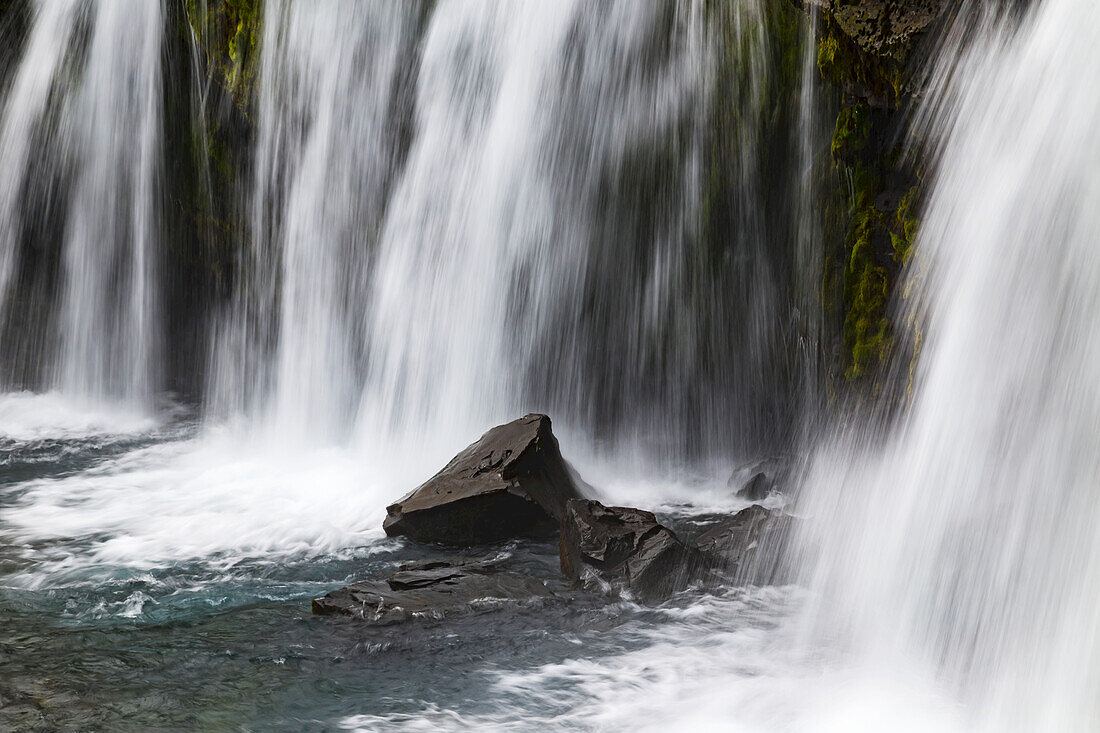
[225,0,260,88]
[831,101,871,162]
[185,0,262,110]
[890,185,920,264]
[817,32,849,84]
[810,3,936,391]
[842,208,892,380]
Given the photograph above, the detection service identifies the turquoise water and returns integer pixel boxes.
[0,399,800,731]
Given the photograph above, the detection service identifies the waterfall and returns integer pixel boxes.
[0,0,163,407]
[800,1,1100,729]
[0,0,823,586]
[6,1,1100,728]
[208,0,425,441]
[215,0,817,463]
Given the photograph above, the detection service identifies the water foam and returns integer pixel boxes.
[0,391,158,441]
[1,428,388,583]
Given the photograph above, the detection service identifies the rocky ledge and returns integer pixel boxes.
[317,414,800,625]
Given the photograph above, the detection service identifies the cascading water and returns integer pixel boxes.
[216,0,814,466]
[209,0,425,442]
[798,1,1100,730]
[0,0,163,407]
[0,0,820,583]
[0,3,827,727]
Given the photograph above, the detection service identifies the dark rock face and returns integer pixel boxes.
[802,0,945,391]
[696,505,796,585]
[383,414,587,545]
[830,0,941,62]
[312,558,554,625]
[559,499,700,601]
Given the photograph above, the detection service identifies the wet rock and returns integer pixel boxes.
[383,414,587,545]
[559,499,700,601]
[727,457,788,500]
[830,0,941,60]
[312,558,554,625]
[696,504,796,585]
[737,471,773,501]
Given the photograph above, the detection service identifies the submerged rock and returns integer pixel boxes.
[696,504,796,585]
[559,499,700,601]
[383,414,587,545]
[312,558,554,625]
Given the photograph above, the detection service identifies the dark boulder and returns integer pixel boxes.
[312,558,554,625]
[559,499,700,601]
[383,414,587,545]
[737,471,773,501]
[696,504,796,585]
[727,457,789,500]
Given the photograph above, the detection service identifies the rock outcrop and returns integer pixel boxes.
[811,0,944,107]
[806,0,943,389]
[696,504,796,585]
[559,499,700,601]
[312,558,554,625]
[383,414,587,545]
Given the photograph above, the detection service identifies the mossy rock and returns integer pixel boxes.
[831,101,872,162]
[817,0,943,108]
[185,0,263,110]
[804,1,941,388]
[890,185,921,265]
[841,207,892,380]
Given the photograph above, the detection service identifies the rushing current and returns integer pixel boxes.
[0,0,1096,729]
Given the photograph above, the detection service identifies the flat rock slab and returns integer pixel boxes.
[559,499,700,601]
[383,414,587,545]
[312,558,554,625]
[696,504,796,585]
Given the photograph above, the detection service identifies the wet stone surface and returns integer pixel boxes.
[312,557,556,624]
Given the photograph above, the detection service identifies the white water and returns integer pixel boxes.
[799,1,1100,730]
[0,391,156,441]
[0,0,81,302]
[2,427,384,582]
[214,0,803,462]
[0,0,163,406]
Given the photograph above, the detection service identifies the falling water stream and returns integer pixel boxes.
[800,1,1100,729]
[0,0,1096,729]
[0,0,162,407]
